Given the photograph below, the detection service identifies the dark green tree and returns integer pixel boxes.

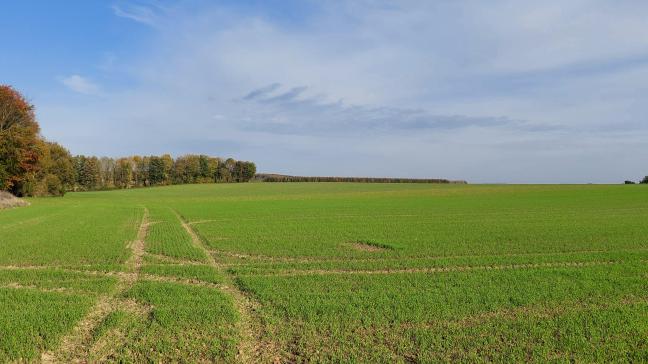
[148,156,166,185]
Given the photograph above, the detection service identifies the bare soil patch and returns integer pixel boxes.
[349,240,392,252]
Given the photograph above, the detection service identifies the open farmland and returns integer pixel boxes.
[1,183,647,362]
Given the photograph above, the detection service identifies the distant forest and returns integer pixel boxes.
[254,174,467,184]
[1,85,255,197]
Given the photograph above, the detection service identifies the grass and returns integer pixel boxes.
[0,182,647,361]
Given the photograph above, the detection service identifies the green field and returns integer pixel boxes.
[1,183,647,362]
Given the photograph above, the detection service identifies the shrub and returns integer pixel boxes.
[31,174,65,197]
[44,174,65,196]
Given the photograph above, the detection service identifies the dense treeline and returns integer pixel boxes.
[1,85,255,197]
[254,174,467,184]
[71,154,255,191]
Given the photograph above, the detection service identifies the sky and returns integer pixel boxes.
[2,0,648,183]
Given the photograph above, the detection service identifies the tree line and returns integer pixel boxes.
[70,154,255,192]
[1,85,255,197]
[253,174,467,184]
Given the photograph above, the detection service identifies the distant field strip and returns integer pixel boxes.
[1,183,647,362]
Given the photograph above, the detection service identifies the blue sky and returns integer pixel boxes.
[2,0,648,183]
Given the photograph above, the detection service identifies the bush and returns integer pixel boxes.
[624,180,636,184]
[31,174,65,197]
[44,174,65,196]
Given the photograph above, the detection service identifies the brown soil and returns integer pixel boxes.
[349,241,390,252]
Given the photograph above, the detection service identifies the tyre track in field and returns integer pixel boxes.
[243,259,623,277]
[59,268,227,289]
[0,283,80,294]
[172,209,279,364]
[41,207,150,364]
[143,252,206,265]
[216,246,648,266]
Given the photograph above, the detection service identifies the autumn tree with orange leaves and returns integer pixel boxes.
[0,85,43,196]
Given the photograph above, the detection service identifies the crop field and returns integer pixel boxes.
[1,183,647,362]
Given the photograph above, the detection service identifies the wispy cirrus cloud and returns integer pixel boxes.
[111,3,160,26]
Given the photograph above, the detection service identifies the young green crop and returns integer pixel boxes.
[0,288,94,361]
[145,206,208,262]
[116,280,239,362]
[1,183,647,361]
[237,262,648,362]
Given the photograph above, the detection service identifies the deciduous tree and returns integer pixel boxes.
[0,85,42,195]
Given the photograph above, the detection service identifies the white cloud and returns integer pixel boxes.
[60,75,100,95]
[37,1,648,183]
